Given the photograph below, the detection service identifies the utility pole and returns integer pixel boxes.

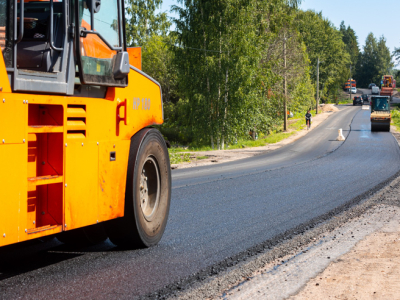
[316,57,320,114]
[284,35,287,131]
[349,65,352,101]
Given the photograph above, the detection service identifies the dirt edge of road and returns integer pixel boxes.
[289,209,400,300]
[137,137,400,300]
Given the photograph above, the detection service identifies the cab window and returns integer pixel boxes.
[373,98,389,111]
[76,0,127,87]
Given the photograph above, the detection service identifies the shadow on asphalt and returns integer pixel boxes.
[0,238,122,281]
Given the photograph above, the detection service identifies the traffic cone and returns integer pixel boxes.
[337,129,345,141]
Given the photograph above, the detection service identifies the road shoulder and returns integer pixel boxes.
[290,213,400,300]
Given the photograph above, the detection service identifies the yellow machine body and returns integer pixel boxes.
[0,49,163,247]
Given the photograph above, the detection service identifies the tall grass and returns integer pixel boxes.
[173,109,315,152]
[391,108,400,129]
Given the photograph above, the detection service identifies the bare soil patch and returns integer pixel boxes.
[292,222,400,300]
[319,104,339,112]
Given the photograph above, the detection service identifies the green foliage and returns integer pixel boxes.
[171,0,314,149]
[297,10,351,99]
[393,48,400,65]
[125,0,171,46]
[376,36,394,79]
[142,34,178,104]
[128,1,362,150]
[355,33,394,87]
[159,124,193,145]
[394,70,400,85]
[172,0,262,148]
[391,108,400,131]
[340,22,359,69]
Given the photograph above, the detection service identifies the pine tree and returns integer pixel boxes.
[340,21,359,68]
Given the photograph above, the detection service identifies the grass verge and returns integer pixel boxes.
[391,107,400,130]
[168,109,322,164]
[169,148,191,164]
[337,97,353,105]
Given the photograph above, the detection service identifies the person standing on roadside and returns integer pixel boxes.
[305,110,312,130]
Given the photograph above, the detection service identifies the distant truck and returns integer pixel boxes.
[344,79,356,92]
[380,75,396,102]
[370,96,391,132]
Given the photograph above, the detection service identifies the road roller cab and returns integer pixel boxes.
[0,0,171,249]
[370,96,391,132]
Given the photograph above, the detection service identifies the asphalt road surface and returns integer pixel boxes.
[1,106,400,299]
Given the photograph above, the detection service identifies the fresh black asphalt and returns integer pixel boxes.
[1,106,399,299]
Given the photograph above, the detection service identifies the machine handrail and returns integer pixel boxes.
[15,0,24,44]
[49,0,64,51]
[117,0,123,50]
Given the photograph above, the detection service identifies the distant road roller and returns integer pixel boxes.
[370,96,391,132]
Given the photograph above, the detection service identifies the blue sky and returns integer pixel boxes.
[159,0,400,54]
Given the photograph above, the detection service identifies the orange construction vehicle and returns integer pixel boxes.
[0,0,171,248]
[380,75,396,102]
[344,79,356,91]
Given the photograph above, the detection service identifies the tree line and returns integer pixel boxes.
[125,0,394,148]
[340,21,394,88]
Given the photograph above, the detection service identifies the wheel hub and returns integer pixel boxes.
[139,156,160,221]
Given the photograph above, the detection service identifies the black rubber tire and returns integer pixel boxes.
[106,128,171,248]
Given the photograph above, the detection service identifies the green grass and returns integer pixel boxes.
[170,110,314,155]
[168,148,191,164]
[186,145,214,151]
[225,115,309,150]
[391,108,400,129]
[168,148,210,164]
[337,97,353,105]
[227,131,296,150]
[167,108,327,165]
[196,155,208,160]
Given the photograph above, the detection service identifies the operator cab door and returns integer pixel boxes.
[75,0,129,87]
[10,0,75,95]
[64,0,129,231]
[5,0,128,95]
